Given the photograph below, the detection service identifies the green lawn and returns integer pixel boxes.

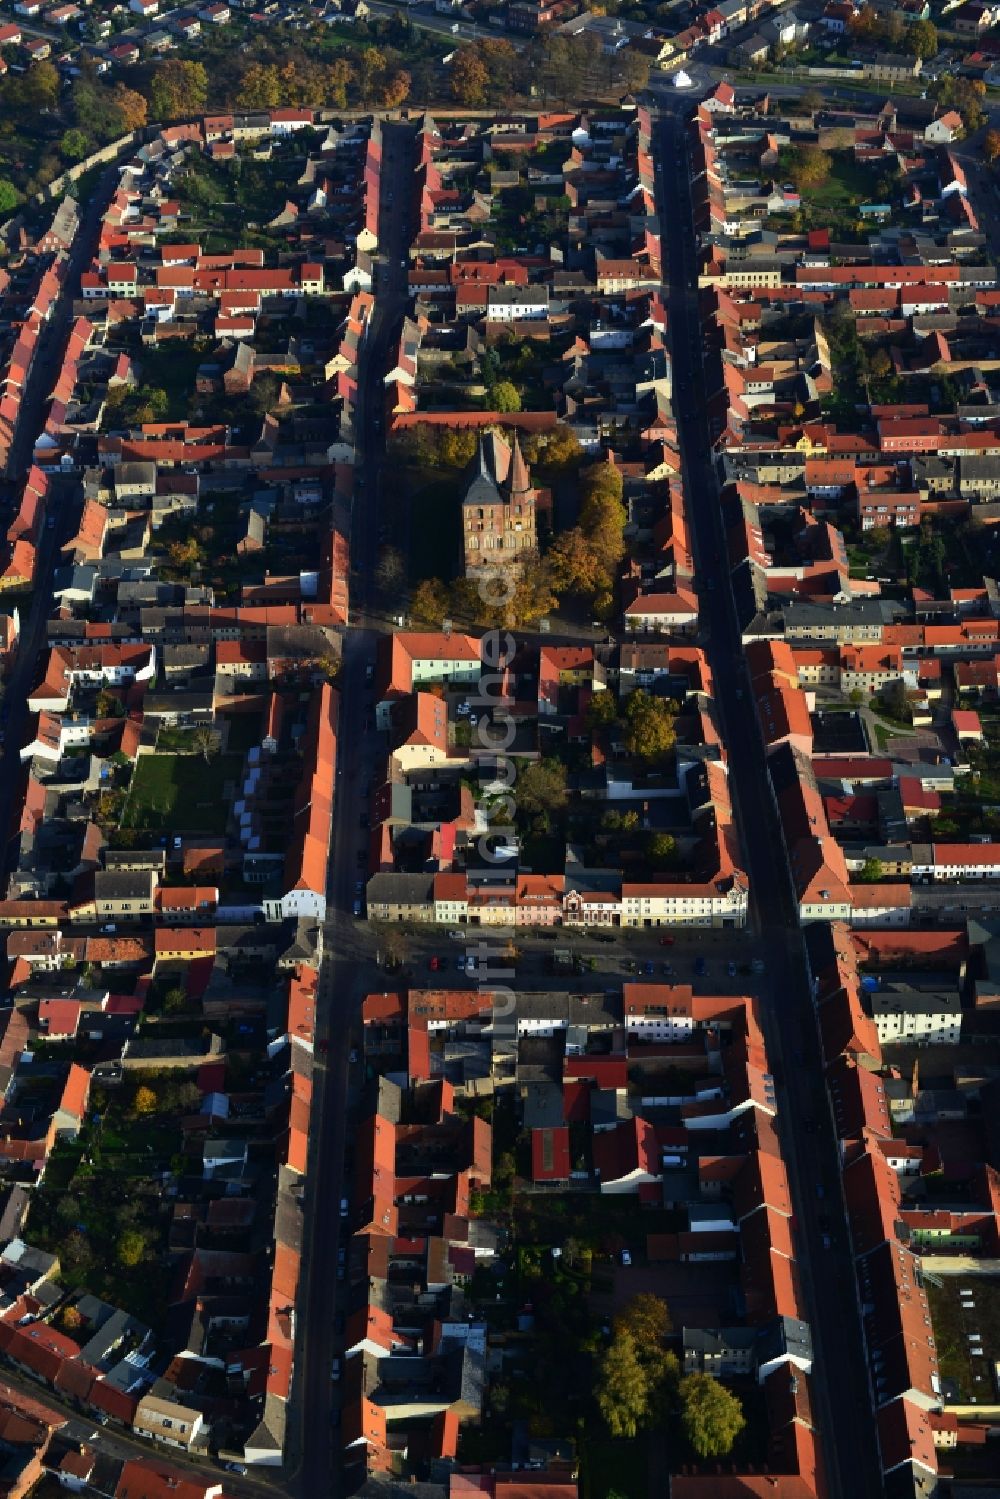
[123,752,242,834]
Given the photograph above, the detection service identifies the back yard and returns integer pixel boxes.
[123,751,242,835]
[927,1276,1000,1404]
[26,1074,197,1330]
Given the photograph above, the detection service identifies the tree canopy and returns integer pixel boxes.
[679,1373,746,1459]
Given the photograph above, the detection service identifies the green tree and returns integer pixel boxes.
[647,832,677,865]
[0,179,19,215]
[858,857,884,883]
[597,1328,649,1438]
[117,1228,148,1268]
[679,1373,745,1459]
[906,19,938,59]
[23,60,60,111]
[409,577,450,627]
[587,691,618,727]
[516,758,568,821]
[623,690,677,764]
[163,986,188,1014]
[493,380,521,413]
[60,128,92,162]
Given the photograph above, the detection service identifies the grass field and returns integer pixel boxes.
[123,752,241,834]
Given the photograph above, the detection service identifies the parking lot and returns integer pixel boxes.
[369,922,768,994]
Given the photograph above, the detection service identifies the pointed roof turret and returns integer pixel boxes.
[507,432,532,499]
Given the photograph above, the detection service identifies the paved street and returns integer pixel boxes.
[655,105,884,1499]
[291,119,416,1499]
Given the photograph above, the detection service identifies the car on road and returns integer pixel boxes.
[751,957,765,974]
[658,935,675,946]
[354,880,364,895]
[643,960,654,976]
[331,1358,342,1381]
[447,929,465,940]
[662,962,673,976]
[429,956,440,971]
[223,1462,248,1475]
[727,960,736,977]
[456,956,467,971]
[821,1234,832,1250]
[352,900,362,917]
[621,1249,632,1266]
[340,1197,349,1218]
[694,955,706,977]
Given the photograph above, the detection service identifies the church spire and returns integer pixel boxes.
[507,432,532,498]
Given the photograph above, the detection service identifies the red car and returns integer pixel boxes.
[428,956,441,971]
[658,935,675,947]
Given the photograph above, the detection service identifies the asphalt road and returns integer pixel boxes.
[655,106,884,1499]
[291,120,416,1499]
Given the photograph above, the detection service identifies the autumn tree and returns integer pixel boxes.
[149,60,209,122]
[133,1085,157,1116]
[450,45,490,107]
[985,129,1000,164]
[113,84,148,132]
[623,690,677,764]
[239,61,283,110]
[578,460,627,582]
[438,427,478,469]
[781,144,832,189]
[680,1374,746,1459]
[61,1305,84,1332]
[410,577,451,627]
[379,69,411,109]
[359,46,387,105]
[547,526,603,597]
[324,58,356,110]
[538,424,582,474]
